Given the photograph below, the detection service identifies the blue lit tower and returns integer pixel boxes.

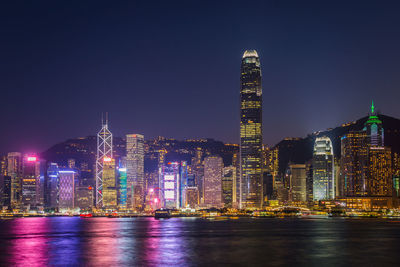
[240,50,263,208]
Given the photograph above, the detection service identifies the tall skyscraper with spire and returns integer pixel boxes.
[240,50,263,208]
[365,100,384,146]
[95,113,113,208]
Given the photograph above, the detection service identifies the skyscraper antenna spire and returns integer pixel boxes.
[101,112,104,126]
[106,112,108,126]
[371,100,375,114]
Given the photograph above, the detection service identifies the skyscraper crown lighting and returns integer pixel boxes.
[242,50,259,58]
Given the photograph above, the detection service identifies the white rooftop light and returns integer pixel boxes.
[242,50,259,58]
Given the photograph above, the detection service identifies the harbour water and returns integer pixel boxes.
[1,217,400,266]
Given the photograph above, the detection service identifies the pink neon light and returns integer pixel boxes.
[27,156,37,162]
[149,188,154,193]
[154,198,159,203]
[103,157,112,162]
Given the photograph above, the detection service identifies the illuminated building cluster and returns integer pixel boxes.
[1,52,400,216]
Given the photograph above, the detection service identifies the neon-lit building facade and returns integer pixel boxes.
[126,134,144,209]
[204,156,223,208]
[58,169,77,210]
[159,162,180,209]
[240,50,263,208]
[313,137,335,200]
[179,161,188,208]
[118,167,127,208]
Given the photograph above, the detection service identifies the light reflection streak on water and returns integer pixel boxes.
[47,217,82,266]
[85,217,121,265]
[158,218,188,266]
[9,218,50,266]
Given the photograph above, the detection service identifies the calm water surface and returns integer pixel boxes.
[0,217,400,266]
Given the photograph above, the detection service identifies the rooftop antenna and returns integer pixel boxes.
[371,100,375,114]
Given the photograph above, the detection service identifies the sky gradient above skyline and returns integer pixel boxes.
[1,0,400,153]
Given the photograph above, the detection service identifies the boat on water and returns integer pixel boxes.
[154,209,171,219]
[80,213,93,218]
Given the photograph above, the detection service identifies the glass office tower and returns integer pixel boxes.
[240,50,263,208]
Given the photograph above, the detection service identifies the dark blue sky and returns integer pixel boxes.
[1,0,400,153]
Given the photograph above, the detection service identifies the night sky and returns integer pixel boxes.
[1,0,400,154]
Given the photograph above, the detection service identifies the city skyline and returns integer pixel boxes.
[2,1,400,153]
[3,2,400,266]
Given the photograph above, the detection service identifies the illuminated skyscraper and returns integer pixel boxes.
[367,147,392,196]
[365,100,384,146]
[313,137,335,200]
[179,161,188,208]
[2,175,11,208]
[102,157,117,209]
[340,131,368,197]
[58,169,77,210]
[204,156,223,208]
[21,155,40,209]
[7,152,22,208]
[1,155,11,208]
[126,134,144,209]
[46,163,59,208]
[240,50,263,208]
[183,187,199,208]
[222,166,236,208]
[118,167,127,208]
[96,115,113,208]
[159,162,180,209]
[340,103,385,197]
[289,164,307,202]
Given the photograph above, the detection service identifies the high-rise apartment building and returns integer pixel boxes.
[204,156,223,208]
[240,50,263,208]
[313,137,335,200]
[126,134,144,209]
